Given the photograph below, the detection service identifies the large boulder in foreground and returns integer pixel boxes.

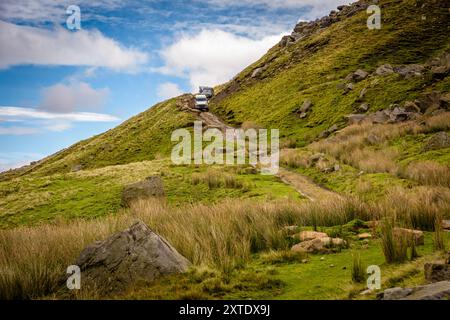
[74,221,190,293]
[121,176,165,206]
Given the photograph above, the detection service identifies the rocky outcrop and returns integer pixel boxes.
[378,281,450,300]
[73,221,191,293]
[280,1,370,48]
[121,176,165,206]
[296,99,313,118]
[345,105,420,125]
[422,131,450,151]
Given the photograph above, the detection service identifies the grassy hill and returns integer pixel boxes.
[210,0,449,145]
[0,0,449,300]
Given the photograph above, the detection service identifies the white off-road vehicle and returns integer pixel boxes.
[194,94,209,111]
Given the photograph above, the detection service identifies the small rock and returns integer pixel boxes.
[353,69,369,82]
[329,264,335,268]
[295,230,328,242]
[320,257,325,261]
[360,289,373,295]
[358,233,372,240]
[121,176,165,207]
[334,164,341,171]
[344,83,354,94]
[422,131,450,152]
[357,103,370,113]
[301,259,308,264]
[443,220,450,230]
[299,99,313,113]
[251,67,263,78]
[375,64,394,76]
[71,164,83,172]
[425,254,450,282]
[359,87,367,100]
[380,287,413,300]
[380,281,450,300]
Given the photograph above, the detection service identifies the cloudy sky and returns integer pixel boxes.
[0,0,348,171]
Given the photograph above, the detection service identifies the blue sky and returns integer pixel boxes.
[0,0,347,171]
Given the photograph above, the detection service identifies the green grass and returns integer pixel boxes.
[0,160,301,228]
[210,0,449,144]
[109,231,445,300]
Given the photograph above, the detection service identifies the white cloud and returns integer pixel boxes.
[41,81,109,113]
[204,0,350,19]
[0,126,40,135]
[0,20,149,71]
[156,29,284,91]
[0,107,120,122]
[156,82,184,100]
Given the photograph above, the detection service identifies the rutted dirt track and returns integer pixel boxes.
[176,95,339,201]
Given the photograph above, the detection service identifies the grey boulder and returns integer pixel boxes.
[74,221,191,293]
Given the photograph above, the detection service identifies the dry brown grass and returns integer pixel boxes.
[402,161,450,187]
[279,149,310,168]
[1,183,449,299]
[421,112,450,133]
[0,196,363,299]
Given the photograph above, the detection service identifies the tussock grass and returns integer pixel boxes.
[0,196,362,299]
[279,149,310,169]
[402,161,450,187]
[351,253,366,283]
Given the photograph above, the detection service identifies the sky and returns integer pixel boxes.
[0,0,349,172]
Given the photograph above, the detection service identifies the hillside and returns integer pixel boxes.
[1,0,449,301]
[210,0,449,144]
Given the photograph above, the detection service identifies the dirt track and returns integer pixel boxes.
[176,95,339,201]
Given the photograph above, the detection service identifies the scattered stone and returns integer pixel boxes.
[251,67,263,78]
[443,220,450,230]
[343,82,354,94]
[291,238,324,253]
[393,228,424,246]
[357,103,370,113]
[358,87,367,101]
[321,237,346,247]
[379,287,413,300]
[301,259,308,264]
[353,69,369,82]
[366,133,381,145]
[334,164,341,172]
[394,64,424,79]
[296,230,328,242]
[72,221,191,293]
[403,101,421,113]
[71,164,83,172]
[379,281,450,300]
[299,99,313,113]
[422,131,450,152]
[318,124,339,139]
[360,289,373,295]
[358,233,372,240]
[320,257,325,261]
[345,114,367,125]
[375,64,394,76]
[121,176,165,206]
[329,264,335,268]
[425,262,450,282]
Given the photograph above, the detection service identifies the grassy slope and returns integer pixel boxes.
[209,0,449,144]
[0,98,195,179]
[0,161,301,228]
